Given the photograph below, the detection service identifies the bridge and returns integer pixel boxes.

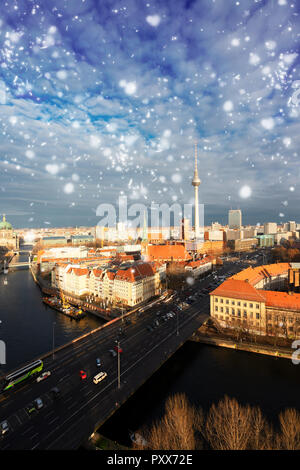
[0,293,211,450]
[8,261,30,268]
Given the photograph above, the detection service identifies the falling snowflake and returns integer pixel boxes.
[239,185,252,198]
[223,101,233,112]
[64,183,75,194]
[146,15,161,27]
[261,118,275,130]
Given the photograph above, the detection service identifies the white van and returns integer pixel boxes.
[93,371,107,385]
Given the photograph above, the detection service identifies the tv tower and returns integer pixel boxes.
[192,141,201,240]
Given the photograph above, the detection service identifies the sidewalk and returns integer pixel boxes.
[191,332,293,360]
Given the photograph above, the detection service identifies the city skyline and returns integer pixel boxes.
[0,0,300,228]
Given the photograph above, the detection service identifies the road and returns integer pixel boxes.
[0,248,270,449]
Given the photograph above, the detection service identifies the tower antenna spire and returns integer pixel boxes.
[192,140,201,240]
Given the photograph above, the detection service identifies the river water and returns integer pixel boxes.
[1,247,300,446]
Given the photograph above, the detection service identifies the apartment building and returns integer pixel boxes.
[52,261,166,307]
[210,263,300,338]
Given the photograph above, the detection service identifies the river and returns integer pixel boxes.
[1,247,300,446]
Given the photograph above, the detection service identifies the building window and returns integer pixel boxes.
[243,311,247,318]
[256,304,259,309]
[231,308,235,315]
[249,303,253,308]
[215,306,218,312]
[226,299,229,304]
[232,301,235,305]
[256,313,260,320]
[237,310,241,317]
[215,298,218,302]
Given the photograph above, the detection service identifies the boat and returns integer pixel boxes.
[42,296,86,321]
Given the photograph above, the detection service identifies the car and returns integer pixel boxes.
[96,358,101,367]
[34,397,43,410]
[79,370,87,380]
[93,371,107,385]
[36,371,51,383]
[50,387,60,399]
[114,345,123,354]
[0,420,9,436]
[26,403,36,414]
[109,349,117,357]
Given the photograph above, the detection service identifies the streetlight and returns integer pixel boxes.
[52,322,56,360]
[117,340,121,389]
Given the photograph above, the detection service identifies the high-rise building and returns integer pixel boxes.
[192,141,201,239]
[228,209,242,229]
[264,222,277,235]
[289,221,296,232]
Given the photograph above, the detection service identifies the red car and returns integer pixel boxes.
[79,370,87,380]
[114,345,123,354]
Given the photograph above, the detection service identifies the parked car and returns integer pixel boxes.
[114,345,123,354]
[79,370,87,380]
[109,349,117,357]
[96,358,101,367]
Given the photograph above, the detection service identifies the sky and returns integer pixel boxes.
[0,0,300,228]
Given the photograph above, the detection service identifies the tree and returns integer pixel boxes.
[277,408,300,450]
[133,393,203,450]
[204,395,253,450]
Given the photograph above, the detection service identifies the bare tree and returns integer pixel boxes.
[205,395,253,450]
[277,408,300,450]
[133,393,203,450]
[249,406,276,450]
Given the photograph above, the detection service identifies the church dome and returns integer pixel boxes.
[0,215,13,230]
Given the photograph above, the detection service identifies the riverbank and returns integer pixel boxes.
[30,264,114,322]
[190,331,293,360]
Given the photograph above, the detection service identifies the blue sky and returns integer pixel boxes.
[0,0,300,228]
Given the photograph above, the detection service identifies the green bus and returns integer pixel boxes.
[2,359,43,391]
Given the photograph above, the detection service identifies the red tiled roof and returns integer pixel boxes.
[115,262,156,282]
[147,244,191,261]
[231,263,290,286]
[262,290,300,311]
[210,279,266,302]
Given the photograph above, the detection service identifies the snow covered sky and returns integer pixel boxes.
[0,0,300,228]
